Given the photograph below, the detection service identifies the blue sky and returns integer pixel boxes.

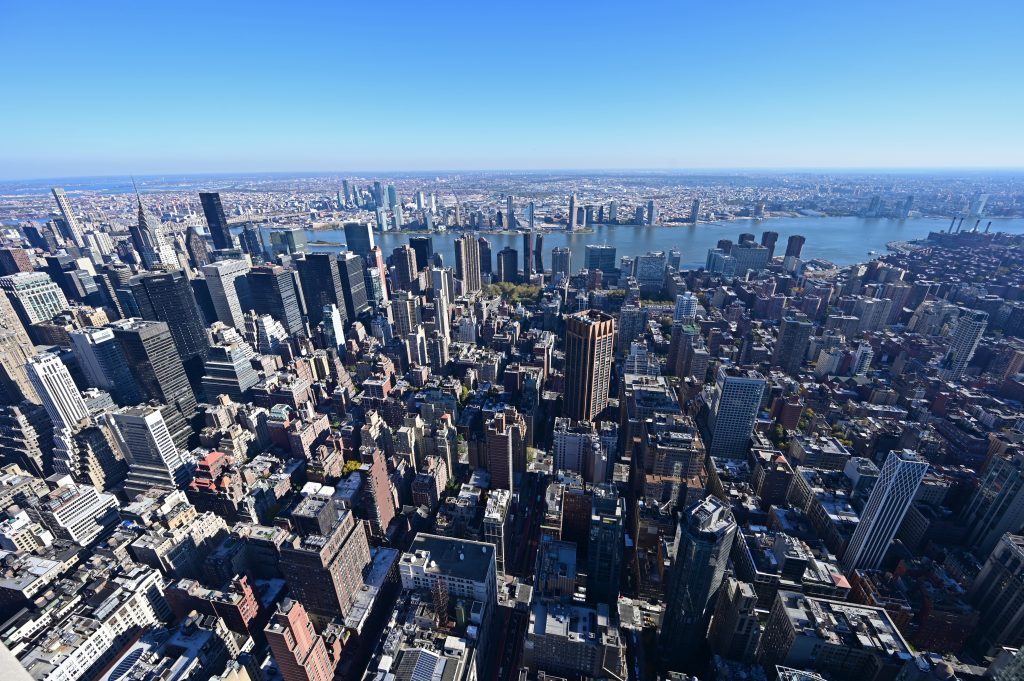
[2,0,1022,179]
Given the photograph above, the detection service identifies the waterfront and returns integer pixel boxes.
[298,216,1024,269]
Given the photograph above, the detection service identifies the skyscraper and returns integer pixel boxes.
[689,198,701,224]
[110,318,196,448]
[496,247,518,283]
[772,315,813,375]
[568,193,578,231]
[51,188,86,249]
[107,405,192,497]
[785,235,805,258]
[477,236,492,277]
[0,292,37,404]
[337,252,369,321]
[661,496,737,669]
[584,244,616,272]
[390,245,418,293]
[485,408,526,492]
[408,236,433,271]
[674,292,698,323]
[248,265,304,335]
[587,483,625,606]
[961,451,1024,557]
[69,327,143,405]
[454,234,482,292]
[522,231,533,276]
[841,449,928,571]
[0,272,69,326]
[938,309,987,381]
[343,222,375,259]
[707,367,765,460]
[534,233,544,273]
[760,231,779,258]
[127,269,210,371]
[265,599,337,681]
[131,192,177,269]
[647,199,658,225]
[200,192,234,251]
[552,247,571,277]
[968,533,1024,656]
[26,352,89,432]
[506,195,516,229]
[564,310,616,422]
[202,259,251,330]
[296,253,345,327]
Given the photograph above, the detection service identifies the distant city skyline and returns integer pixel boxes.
[2,1,1023,179]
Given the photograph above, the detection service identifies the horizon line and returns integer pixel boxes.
[5,165,1024,184]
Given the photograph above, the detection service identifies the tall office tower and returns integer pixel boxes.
[772,315,813,375]
[131,193,177,269]
[202,259,251,330]
[527,200,535,231]
[280,507,371,622]
[852,343,874,376]
[689,198,701,224]
[842,450,928,571]
[564,310,616,422]
[0,403,52,477]
[506,195,516,229]
[430,267,452,341]
[647,199,658,225]
[238,224,264,263]
[674,292,698,323]
[27,478,119,547]
[496,247,518,283]
[110,319,196,448]
[321,304,345,350]
[127,270,210,372]
[568,193,578,231]
[483,488,511,576]
[760,231,779,258]
[248,265,303,335]
[367,246,389,304]
[606,200,618,224]
[52,421,128,493]
[522,231,533,276]
[485,408,527,492]
[296,253,345,327]
[265,599,336,681]
[938,310,987,381]
[69,327,143,405]
[533,233,544,273]
[108,405,192,496]
[477,237,492,277]
[26,352,89,432]
[50,188,86,248]
[584,244,616,272]
[707,577,761,663]
[0,293,37,404]
[199,192,233,250]
[0,247,33,275]
[661,496,737,669]
[586,483,624,606]
[707,367,766,460]
[968,533,1024,655]
[390,245,418,293]
[552,247,571,277]
[1,272,69,325]
[343,222,375,259]
[337,252,369,321]
[961,451,1024,556]
[183,225,212,270]
[373,181,385,207]
[341,180,351,206]
[454,235,482,292]
[408,236,433,271]
[391,291,420,338]
[386,184,398,209]
[785,234,805,258]
[202,323,259,401]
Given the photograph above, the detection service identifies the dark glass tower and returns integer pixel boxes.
[127,270,210,364]
[295,253,345,327]
[200,192,233,250]
[337,252,370,322]
[408,236,433,271]
[248,265,304,335]
[111,319,197,449]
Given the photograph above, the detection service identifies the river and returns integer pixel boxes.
[294,216,1024,270]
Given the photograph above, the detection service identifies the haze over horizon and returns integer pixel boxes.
[2,0,1022,179]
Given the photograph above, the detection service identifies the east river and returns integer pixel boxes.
[299,216,1024,270]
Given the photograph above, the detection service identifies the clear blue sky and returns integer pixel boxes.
[2,0,1022,179]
